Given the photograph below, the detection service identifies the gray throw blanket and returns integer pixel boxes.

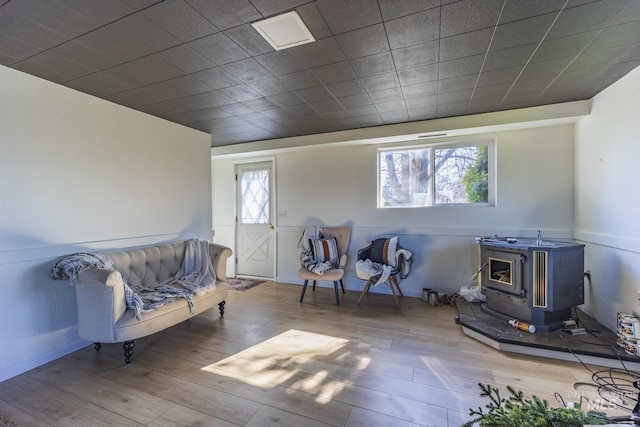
[51,239,216,320]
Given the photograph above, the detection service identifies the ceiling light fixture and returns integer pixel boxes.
[252,11,315,51]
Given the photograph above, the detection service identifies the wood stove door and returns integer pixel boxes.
[480,248,526,297]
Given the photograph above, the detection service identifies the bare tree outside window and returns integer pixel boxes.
[379,141,491,208]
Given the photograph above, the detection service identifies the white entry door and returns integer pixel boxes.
[235,161,275,278]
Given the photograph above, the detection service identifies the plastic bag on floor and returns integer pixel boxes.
[460,285,485,303]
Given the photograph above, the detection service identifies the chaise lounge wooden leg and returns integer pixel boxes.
[123,340,135,364]
[300,280,309,302]
[218,301,225,317]
[340,279,345,293]
[334,281,340,305]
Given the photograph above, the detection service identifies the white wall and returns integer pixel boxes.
[575,65,640,330]
[0,66,212,381]
[212,124,576,299]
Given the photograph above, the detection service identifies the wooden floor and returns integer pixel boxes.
[0,281,633,426]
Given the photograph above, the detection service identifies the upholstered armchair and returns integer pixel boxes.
[356,237,413,308]
[298,225,351,305]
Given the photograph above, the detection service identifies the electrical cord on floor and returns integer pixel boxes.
[561,306,640,414]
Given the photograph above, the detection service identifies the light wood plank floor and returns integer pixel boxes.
[0,281,633,426]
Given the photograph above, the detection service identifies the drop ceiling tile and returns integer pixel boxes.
[471,84,511,100]
[0,34,39,65]
[587,20,640,52]
[255,49,308,76]
[13,44,106,83]
[439,28,493,62]
[55,0,134,25]
[295,2,333,40]
[380,109,410,123]
[168,108,226,125]
[77,13,181,62]
[392,41,439,70]
[360,72,400,92]
[349,51,396,77]
[375,100,406,113]
[482,44,537,71]
[219,102,255,116]
[188,33,250,66]
[219,85,263,102]
[440,0,503,37]
[267,92,305,107]
[397,64,438,85]
[312,61,357,84]
[408,105,437,121]
[309,99,344,112]
[241,97,280,112]
[192,66,241,89]
[402,81,437,99]
[315,0,382,34]
[533,32,599,63]
[368,87,403,103]
[295,86,334,102]
[143,0,219,42]
[120,0,160,11]
[191,90,237,107]
[222,58,273,82]
[122,55,186,86]
[322,109,352,120]
[608,0,640,25]
[292,37,347,69]
[250,0,310,17]
[104,87,161,108]
[144,75,216,103]
[7,0,99,39]
[277,70,321,91]
[572,45,631,70]
[338,93,373,108]
[438,89,474,105]
[378,0,439,21]
[436,101,472,117]
[141,96,211,116]
[335,24,390,59]
[475,66,521,87]
[520,57,573,80]
[438,54,485,80]
[261,108,292,120]
[548,0,627,39]
[246,77,291,96]
[66,69,139,97]
[499,1,564,24]
[0,9,67,53]
[281,103,319,117]
[187,0,261,31]
[326,79,365,97]
[154,45,217,73]
[238,111,274,125]
[405,95,437,109]
[346,104,378,116]
[224,24,273,57]
[385,9,440,49]
[490,14,558,52]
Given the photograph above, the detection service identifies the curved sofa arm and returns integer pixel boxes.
[209,243,233,282]
[74,268,127,342]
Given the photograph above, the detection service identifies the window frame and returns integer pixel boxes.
[377,138,496,209]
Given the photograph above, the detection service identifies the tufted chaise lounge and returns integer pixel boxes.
[73,240,232,363]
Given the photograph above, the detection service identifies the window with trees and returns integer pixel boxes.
[378,140,494,208]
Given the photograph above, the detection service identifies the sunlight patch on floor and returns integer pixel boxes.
[201,329,369,403]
